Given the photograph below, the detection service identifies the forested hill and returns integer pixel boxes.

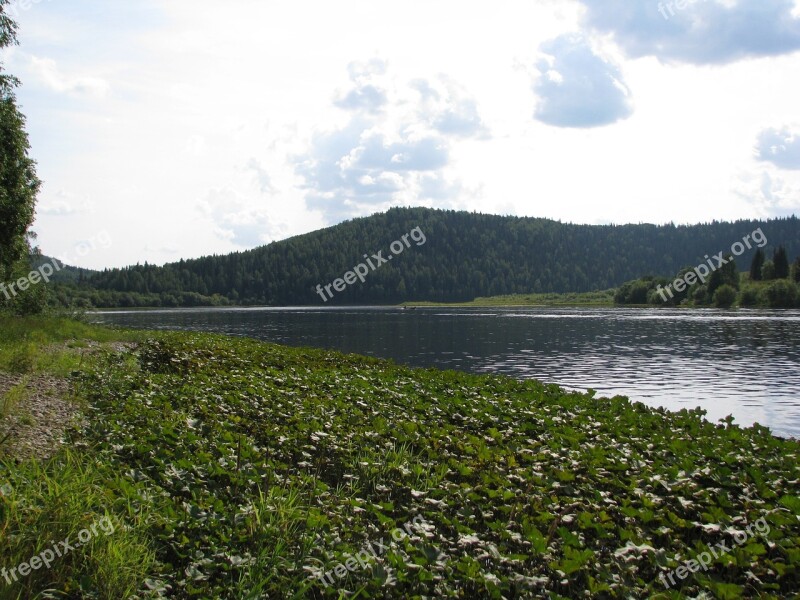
[78,208,800,306]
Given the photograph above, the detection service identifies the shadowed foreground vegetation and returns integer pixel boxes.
[1,318,799,598]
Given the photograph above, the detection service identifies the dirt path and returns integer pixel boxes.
[0,372,80,461]
[0,341,135,461]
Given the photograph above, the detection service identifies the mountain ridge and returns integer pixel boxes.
[53,207,800,306]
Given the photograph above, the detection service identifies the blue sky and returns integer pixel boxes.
[2,0,800,268]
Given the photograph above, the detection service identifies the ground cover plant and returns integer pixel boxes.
[1,319,799,598]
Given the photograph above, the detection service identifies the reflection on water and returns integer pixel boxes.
[89,306,800,439]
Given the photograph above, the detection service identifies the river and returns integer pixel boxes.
[89,306,800,439]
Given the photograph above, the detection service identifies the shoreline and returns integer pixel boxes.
[1,317,798,597]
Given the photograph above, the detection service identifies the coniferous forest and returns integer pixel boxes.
[51,207,800,307]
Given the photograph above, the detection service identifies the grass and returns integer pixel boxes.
[0,451,155,599]
[404,289,616,307]
[0,315,144,376]
[1,318,799,598]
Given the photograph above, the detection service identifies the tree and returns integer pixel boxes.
[761,260,776,281]
[739,285,761,307]
[793,256,800,284]
[749,249,765,281]
[773,246,790,279]
[712,284,737,308]
[0,1,42,312]
[764,280,798,308]
[707,255,739,300]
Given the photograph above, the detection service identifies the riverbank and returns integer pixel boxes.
[1,316,798,598]
[403,290,616,307]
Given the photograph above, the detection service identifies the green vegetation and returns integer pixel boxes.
[405,289,615,307]
[616,249,800,309]
[45,208,800,307]
[2,317,799,598]
[0,1,45,316]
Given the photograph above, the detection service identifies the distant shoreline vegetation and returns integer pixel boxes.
[615,245,800,309]
[16,208,800,311]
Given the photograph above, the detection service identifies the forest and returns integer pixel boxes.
[47,207,800,308]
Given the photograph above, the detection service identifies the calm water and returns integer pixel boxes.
[89,306,800,439]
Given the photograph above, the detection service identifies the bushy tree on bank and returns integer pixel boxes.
[617,253,800,309]
[706,255,739,300]
[0,1,44,314]
[749,249,765,281]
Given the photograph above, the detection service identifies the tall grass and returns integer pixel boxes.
[0,450,155,599]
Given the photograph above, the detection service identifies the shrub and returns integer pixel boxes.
[738,285,762,307]
[764,279,798,308]
[713,284,737,308]
[761,260,776,281]
[692,285,709,305]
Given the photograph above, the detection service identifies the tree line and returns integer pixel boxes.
[54,208,800,308]
[615,245,800,308]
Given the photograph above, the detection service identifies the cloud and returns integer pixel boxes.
[37,200,76,216]
[413,78,490,139]
[295,117,452,222]
[733,167,800,217]
[246,158,276,194]
[334,58,389,114]
[533,35,633,128]
[579,0,800,65]
[37,189,92,216]
[294,64,488,222]
[334,84,388,114]
[28,56,110,98]
[756,126,800,169]
[198,187,283,247]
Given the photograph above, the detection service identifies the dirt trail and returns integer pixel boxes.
[0,372,79,461]
[0,341,135,461]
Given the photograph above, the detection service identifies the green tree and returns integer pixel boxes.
[764,280,798,308]
[761,260,776,281]
[712,284,737,308]
[773,246,790,279]
[739,285,761,307]
[0,1,42,313]
[793,256,800,284]
[707,255,739,300]
[749,249,765,281]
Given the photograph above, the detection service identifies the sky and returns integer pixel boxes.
[2,0,800,269]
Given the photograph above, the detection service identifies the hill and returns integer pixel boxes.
[56,207,800,307]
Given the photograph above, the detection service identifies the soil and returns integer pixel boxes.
[0,341,136,461]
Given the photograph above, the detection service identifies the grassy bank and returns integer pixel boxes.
[404,290,616,307]
[1,317,799,598]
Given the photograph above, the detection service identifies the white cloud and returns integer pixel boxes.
[756,126,800,169]
[579,0,800,65]
[28,56,109,98]
[732,167,800,217]
[533,35,633,128]
[294,64,488,223]
[198,187,285,248]
[1,0,796,268]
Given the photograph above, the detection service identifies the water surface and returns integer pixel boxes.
[89,306,800,438]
